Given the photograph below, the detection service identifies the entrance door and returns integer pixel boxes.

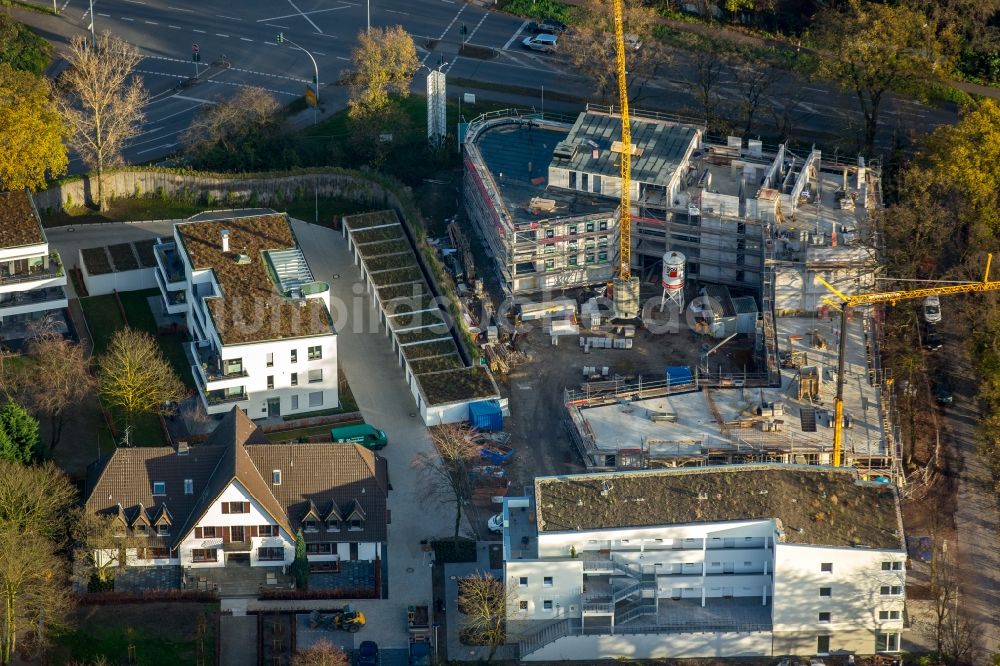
[267,398,280,418]
[349,543,359,561]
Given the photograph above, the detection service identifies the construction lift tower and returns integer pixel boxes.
[818,253,1000,469]
[611,0,641,320]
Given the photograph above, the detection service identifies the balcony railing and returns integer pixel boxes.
[205,388,248,405]
[190,343,248,382]
[0,252,64,285]
[154,243,185,284]
[0,286,67,309]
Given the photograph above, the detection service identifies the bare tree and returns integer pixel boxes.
[72,513,145,589]
[412,424,480,538]
[0,460,78,545]
[561,0,669,104]
[24,323,95,456]
[290,639,350,666]
[97,329,185,430]
[685,44,729,130]
[940,600,983,666]
[457,572,517,662]
[732,55,777,136]
[768,86,812,145]
[181,86,280,156]
[56,33,147,211]
[345,26,419,120]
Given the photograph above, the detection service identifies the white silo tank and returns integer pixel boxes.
[660,251,686,311]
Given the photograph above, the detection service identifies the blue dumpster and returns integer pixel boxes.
[666,366,694,388]
[469,400,503,431]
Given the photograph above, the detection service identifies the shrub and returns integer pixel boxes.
[432,537,476,563]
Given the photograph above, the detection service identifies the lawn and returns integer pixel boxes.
[118,288,195,390]
[52,602,217,666]
[43,196,209,227]
[79,294,126,355]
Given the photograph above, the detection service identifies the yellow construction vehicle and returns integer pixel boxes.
[611,0,641,319]
[817,253,1000,468]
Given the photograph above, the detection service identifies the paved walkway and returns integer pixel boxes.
[219,615,257,666]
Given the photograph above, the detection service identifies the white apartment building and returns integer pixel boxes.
[84,407,388,578]
[0,191,67,330]
[504,464,906,660]
[154,211,338,419]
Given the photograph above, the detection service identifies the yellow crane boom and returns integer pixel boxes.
[613,0,631,281]
[817,253,999,468]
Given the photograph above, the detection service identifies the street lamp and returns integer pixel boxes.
[88,0,96,45]
[276,32,320,125]
[367,0,370,32]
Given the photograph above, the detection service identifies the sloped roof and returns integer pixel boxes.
[85,407,389,548]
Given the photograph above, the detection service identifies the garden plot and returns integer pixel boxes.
[401,339,460,361]
[379,284,432,304]
[360,238,411,256]
[108,243,139,271]
[369,265,424,287]
[408,354,465,374]
[81,247,113,275]
[352,225,405,245]
[416,366,498,406]
[388,305,445,329]
[342,210,400,230]
[364,251,418,273]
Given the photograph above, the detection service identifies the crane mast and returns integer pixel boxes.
[818,253,999,468]
[611,0,641,319]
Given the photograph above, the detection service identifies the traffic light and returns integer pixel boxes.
[276,32,284,43]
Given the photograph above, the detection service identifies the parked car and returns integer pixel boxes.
[522,34,558,53]
[357,640,379,666]
[924,323,943,350]
[923,295,942,324]
[935,374,953,405]
[525,18,566,34]
[487,513,504,533]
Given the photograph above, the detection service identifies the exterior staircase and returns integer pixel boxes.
[517,618,580,658]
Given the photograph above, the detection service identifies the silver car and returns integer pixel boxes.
[522,34,558,53]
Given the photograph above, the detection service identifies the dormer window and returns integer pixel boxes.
[153,482,166,495]
[349,519,364,531]
[157,524,170,536]
[134,523,148,536]
[327,520,340,532]
[304,520,318,533]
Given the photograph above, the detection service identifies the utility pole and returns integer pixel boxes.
[277,33,320,125]
[88,0,96,45]
[367,0,370,32]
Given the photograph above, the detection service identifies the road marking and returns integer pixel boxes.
[217,14,242,20]
[61,0,71,12]
[216,33,230,37]
[336,56,350,61]
[803,87,829,94]
[167,5,194,11]
[192,28,205,33]
[466,11,489,43]
[265,23,291,29]
[240,37,253,42]
[264,41,278,46]
[313,50,325,55]
[257,5,350,24]
[286,0,322,33]
[136,143,176,155]
[168,24,181,29]
[132,126,163,139]
[97,12,110,17]
[422,4,467,65]
[228,65,308,82]
[145,20,158,25]
[124,0,146,4]
[172,95,217,105]
[502,20,529,50]
[121,16,135,21]
[385,9,408,15]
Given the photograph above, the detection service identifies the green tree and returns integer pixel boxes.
[346,26,419,120]
[0,402,39,464]
[813,0,945,154]
[0,63,67,192]
[290,529,309,589]
[0,13,53,75]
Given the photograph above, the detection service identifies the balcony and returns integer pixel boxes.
[205,387,248,406]
[0,252,65,286]
[0,286,68,315]
[154,242,185,285]
[190,342,248,384]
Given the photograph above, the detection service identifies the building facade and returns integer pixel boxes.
[84,407,388,577]
[503,465,906,660]
[0,191,67,329]
[153,211,338,418]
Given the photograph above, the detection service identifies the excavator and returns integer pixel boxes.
[308,606,366,632]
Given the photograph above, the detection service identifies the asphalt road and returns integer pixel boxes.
[15,0,957,166]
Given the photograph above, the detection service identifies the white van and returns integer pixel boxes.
[522,34,558,53]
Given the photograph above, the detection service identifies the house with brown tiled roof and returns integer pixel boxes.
[0,191,68,333]
[84,407,388,580]
[152,210,338,418]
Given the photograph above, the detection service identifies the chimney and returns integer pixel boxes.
[221,229,230,253]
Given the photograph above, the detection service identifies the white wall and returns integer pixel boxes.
[506,559,584,618]
[522,629,773,661]
[82,267,159,296]
[177,480,293,568]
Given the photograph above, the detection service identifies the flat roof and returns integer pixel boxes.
[176,213,333,345]
[534,464,903,549]
[0,191,45,249]
[474,121,616,225]
[550,111,700,185]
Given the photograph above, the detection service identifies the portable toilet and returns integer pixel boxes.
[468,400,503,431]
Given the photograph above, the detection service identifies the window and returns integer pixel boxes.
[134,523,148,536]
[568,224,577,235]
[544,259,554,270]
[306,543,333,555]
[569,171,577,189]
[585,253,595,265]
[221,501,250,514]
[544,244,555,254]
[259,525,278,537]
[304,520,319,533]
[266,352,274,367]
[882,561,903,571]
[291,372,298,386]
[272,470,281,485]
[586,222,595,232]
[144,547,169,559]
[543,600,553,611]
[152,481,166,495]
[184,479,193,495]
[519,577,528,587]
[157,524,170,536]
[308,345,322,360]
[568,256,578,266]
[817,636,830,655]
[598,251,608,263]
[819,587,832,597]
[192,549,217,563]
[599,220,608,231]
[875,632,900,652]
[581,173,589,191]
[821,562,833,573]
[880,586,903,596]
[593,174,602,194]
[231,525,246,542]
[543,576,553,587]
[290,349,298,363]
[349,519,364,531]
[201,526,218,538]
[879,610,902,620]
[267,375,274,389]
[519,601,528,611]
[327,520,340,532]
[258,547,284,561]
[309,391,323,408]
[291,395,299,410]
[545,229,554,239]
[818,612,831,623]
[308,369,323,383]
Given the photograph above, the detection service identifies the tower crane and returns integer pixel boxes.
[611,0,641,320]
[817,253,1000,468]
